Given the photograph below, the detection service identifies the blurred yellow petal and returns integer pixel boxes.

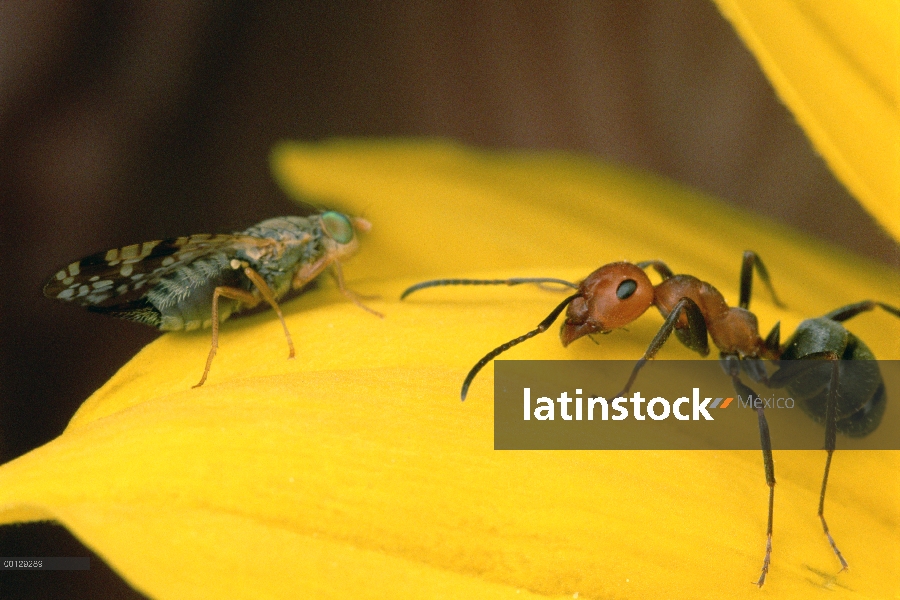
[712,0,900,240]
[0,140,898,599]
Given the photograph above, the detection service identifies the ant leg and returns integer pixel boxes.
[822,300,900,322]
[731,376,776,587]
[818,353,849,571]
[194,285,262,388]
[614,297,708,398]
[739,251,784,310]
[636,260,674,280]
[460,293,579,400]
[400,277,578,300]
[767,350,849,569]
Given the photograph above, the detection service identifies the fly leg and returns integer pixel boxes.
[194,267,293,388]
[330,260,383,318]
[293,256,383,318]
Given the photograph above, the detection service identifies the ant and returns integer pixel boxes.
[401,252,900,586]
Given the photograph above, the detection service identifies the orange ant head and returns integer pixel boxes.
[560,262,654,346]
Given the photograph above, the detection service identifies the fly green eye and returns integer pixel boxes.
[321,211,354,244]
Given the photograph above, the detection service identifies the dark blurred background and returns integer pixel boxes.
[0,2,896,598]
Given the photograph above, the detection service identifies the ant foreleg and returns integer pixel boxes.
[614,297,708,398]
[739,251,784,310]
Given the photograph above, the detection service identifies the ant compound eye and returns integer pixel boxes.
[616,279,638,300]
[321,211,354,244]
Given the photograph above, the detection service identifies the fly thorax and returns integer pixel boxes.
[233,247,302,300]
[320,233,360,262]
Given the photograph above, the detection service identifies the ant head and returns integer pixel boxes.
[560,262,654,346]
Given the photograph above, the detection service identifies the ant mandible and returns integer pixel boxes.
[401,252,900,587]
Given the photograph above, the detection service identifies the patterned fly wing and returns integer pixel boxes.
[44,233,266,312]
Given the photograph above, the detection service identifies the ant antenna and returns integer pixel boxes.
[460,293,579,400]
[401,277,578,300]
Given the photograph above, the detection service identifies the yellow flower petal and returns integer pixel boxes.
[712,0,900,240]
[1,140,898,598]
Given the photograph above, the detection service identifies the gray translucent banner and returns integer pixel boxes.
[493,360,900,450]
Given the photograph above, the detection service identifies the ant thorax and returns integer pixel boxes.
[654,275,766,357]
